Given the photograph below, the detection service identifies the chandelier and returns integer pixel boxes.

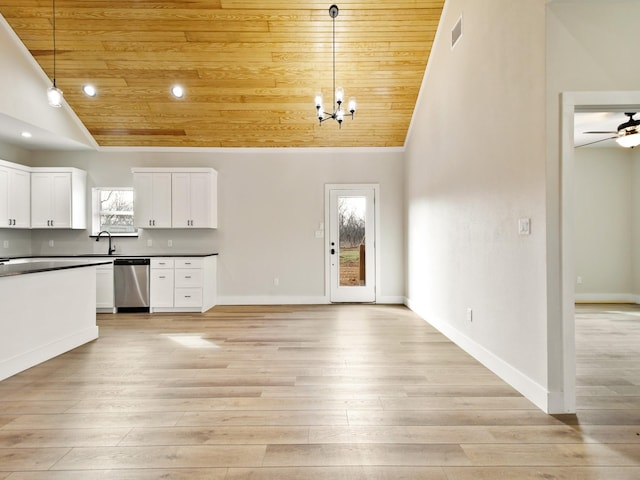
[314,5,356,127]
[47,0,63,107]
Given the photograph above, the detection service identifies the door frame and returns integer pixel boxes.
[558,90,640,413]
[325,184,381,303]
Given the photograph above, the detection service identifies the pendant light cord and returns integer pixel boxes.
[332,12,336,107]
[52,0,57,86]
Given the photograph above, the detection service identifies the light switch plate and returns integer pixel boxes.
[518,218,531,235]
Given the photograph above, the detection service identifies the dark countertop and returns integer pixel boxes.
[0,260,112,278]
[2,253,218,261]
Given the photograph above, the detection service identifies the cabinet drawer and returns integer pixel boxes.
[175,258,203,269]
[174,268,203,287]
[175,288,202,307]
[151,258,174,269]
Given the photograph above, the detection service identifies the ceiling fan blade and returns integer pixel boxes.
[583,131,618,134]
[576,136,616,148]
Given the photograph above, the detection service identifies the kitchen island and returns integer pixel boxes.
[0,260,109,381]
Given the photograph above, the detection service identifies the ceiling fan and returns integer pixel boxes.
[581,112,640,148]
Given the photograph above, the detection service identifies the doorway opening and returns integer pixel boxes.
[559,91,640,413]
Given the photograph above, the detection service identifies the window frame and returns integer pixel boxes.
[90,187,138,237]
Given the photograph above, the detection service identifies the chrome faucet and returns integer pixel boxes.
[96,230,116,255]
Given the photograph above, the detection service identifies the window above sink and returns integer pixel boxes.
[91,187,138,237]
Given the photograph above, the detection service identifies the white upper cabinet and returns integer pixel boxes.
[132,168,217,229]
[132,171,172,228]
[172,171,217,228]
[30,167,87,229]
[0,161,31,229]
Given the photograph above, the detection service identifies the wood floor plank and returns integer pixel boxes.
[0,428,129,448]
[50,445,266,470]
[443,466,640,480]
[262,443,471,466]
[0,447,70,471]
[5,470,227,480]
[0,303,638,477]
[461,443,640,466]
[226,466,448,480]
[119,426,310,446]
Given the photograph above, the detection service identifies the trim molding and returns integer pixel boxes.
[405,296,552,413]
[216,295,404,306]
[575,293,639,304]
[217,295,330,306]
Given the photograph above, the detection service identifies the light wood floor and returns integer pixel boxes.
[1,303,639,479]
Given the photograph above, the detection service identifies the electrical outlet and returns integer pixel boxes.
[577,276,583,284]
[147,239,152,247]
[48,240,54,247]
[3,240,8,248]
[168,240,173,247]
[273,277,279,286]
[466,308,473,322]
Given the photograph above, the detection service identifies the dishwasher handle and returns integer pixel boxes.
[114,258,150,266]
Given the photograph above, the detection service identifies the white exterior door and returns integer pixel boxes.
[328,187,376,303]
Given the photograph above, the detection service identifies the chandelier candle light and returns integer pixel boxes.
[47,0,63,107]
[315,5,356,127]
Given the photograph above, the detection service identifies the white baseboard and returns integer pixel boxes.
[376,295,405,304]
[405,296,551,413]
[217,295,330,305]
[0,326,99,382]
[574,293,639,304]
[217,295,404,306]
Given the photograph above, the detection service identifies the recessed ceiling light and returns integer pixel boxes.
[82,84,97,97]
[171,85,185,98]
[21,131,32,139]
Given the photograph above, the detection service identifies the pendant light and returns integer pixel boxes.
[314,5,356,127]
[47,0,63,107]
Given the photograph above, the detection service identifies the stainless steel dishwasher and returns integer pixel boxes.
[114,258,150,312]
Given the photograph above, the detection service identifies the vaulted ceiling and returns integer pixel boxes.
[0,1,445,148]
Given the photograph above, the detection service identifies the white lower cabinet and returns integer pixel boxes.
[151,256,217,313]
[150,258,175,308]
[95,262,115,312]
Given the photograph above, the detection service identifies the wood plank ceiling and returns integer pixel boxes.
[0,1,445,148]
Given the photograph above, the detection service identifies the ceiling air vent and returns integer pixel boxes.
[452,15,463,48]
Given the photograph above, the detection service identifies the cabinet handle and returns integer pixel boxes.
[184,295,191,298]
[159,275,166,279]
[185,276,191,279]
[12,219,16,225]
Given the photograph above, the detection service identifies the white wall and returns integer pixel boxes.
[574,147,635,302]
[404,0,550,410]
[24,148,405,304]
[634,148,640,298]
